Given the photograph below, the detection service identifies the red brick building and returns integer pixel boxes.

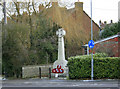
[82,33,120,57]
[45,1,100,57]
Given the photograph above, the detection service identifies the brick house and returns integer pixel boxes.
[45,1,100,57]
[82,33,120,57]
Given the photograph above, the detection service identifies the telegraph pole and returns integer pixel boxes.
[90,0,94,80]
[0,22,1,88]
[3,0,7,79]
[3,0,7,25]
[3,0,7,41]
[0,22,2,77]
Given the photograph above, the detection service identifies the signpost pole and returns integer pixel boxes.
[90,0,94,80]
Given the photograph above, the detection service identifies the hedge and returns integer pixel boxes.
[67,53,120,79]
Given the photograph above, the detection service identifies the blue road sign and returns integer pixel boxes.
[88,40,95,48]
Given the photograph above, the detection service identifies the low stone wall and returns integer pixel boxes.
[22,64,53,78]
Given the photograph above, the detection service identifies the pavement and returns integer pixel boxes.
[1,77,120,88]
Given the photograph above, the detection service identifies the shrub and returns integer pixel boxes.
[68,53,120,79]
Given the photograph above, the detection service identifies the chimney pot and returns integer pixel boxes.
[99,20,102,27]
[52,2,58,7]
[75,2,83,10]
[99,20,101,24]
[104,21,107,24]
[51,0,58,7]
[111,20,113,23]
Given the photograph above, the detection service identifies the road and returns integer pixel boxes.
[1,78,119,88]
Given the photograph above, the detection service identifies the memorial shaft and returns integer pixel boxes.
[58,37,65,61]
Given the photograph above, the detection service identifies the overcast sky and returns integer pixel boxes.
[0,0,120,24]
[81,0,120,24]
[59,0,120,24]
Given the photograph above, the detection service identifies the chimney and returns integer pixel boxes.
[99,20,101,27]
[39,4,44,12]
[110,20,113,23]
[75,2,83,10]
[51,0,58,7]
[74,1,83,27]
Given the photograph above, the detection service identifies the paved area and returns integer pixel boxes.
[1,78,120,88]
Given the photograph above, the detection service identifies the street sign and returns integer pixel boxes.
[88,40,94,48]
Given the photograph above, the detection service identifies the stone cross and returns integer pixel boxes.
[56,28,66,38]
[56,28,66,61]
[53,28,68,71]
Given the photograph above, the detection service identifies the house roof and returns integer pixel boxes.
[83,34,120,47]
[83,11,100,29]
[66,10,100,29]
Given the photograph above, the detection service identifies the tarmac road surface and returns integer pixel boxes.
[1,78,120,88]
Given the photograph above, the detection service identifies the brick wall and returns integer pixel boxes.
[93,37,119,57]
